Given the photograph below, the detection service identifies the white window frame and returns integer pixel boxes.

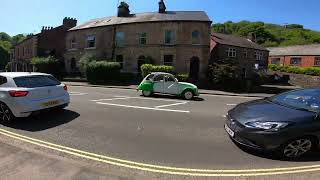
[139,32,147,45]
[315,57,320,66]
[165,30,175,45]
[70,38,77,49]
[255,51,264,61]
[86,35,96,48]
[226,48,236,58]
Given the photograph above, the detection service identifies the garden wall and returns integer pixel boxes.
[271,71,320,88]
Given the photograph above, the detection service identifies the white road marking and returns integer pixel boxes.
[156,102,187,108]
[226,104,237,106]
[69,92,88,96]
[91,97,132,102]
[96,102,190,113]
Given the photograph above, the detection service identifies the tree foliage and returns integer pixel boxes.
[212,21,320,47]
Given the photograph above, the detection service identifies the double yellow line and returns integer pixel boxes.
[0,128,320,177]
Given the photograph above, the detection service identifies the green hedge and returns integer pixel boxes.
[176,74,189,82]
[31,56,64,80]
[141,64,175,77]
[86,61,121,83]
[268,64,320,76]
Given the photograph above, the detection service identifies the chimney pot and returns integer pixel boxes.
[159,0,166,13]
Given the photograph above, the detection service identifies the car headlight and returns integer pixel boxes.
[245,121,290,132]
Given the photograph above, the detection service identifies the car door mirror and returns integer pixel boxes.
[175,78,178,82]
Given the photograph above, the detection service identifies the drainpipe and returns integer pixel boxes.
[111,26,117,60]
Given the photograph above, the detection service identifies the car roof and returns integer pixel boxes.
[150,72,173,76]
[0,72,51,78]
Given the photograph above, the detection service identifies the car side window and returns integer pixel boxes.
[153,75,164,82]
[165,75,175,82]
[0,76,7,86]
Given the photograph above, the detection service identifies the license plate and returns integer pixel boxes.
[225,124,235,137]
[42,100,60,107]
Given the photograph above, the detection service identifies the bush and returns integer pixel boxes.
[177,74,189,82]
[79,54,96,74]
[31,56,64,79]
[268,64,320,76]
[86,61,121,83]
[141,64,175,77]
[5,62,12,72]
[207,63,237,84]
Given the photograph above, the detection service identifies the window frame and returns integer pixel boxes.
[255,51,263,61]
[191,30,200,45]
[271,58,281,65]
[226,48,236,58]
[139,32,147,45]
[315,57,320,66]
[86,35,96,48]
[165,30,175,44]
[116,32,125,47]
[70,38,77,49]
[290,57,302,66]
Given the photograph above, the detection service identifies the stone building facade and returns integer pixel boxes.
[64,1,211,80]
[210,33,269,79]
[10,17,77,72]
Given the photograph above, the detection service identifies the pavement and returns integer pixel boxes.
[62,81,277,98]
[1,85,319,179]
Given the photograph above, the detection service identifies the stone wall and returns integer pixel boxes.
[271,71,320,88]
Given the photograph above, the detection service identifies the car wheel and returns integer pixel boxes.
[281,138,314,158]
[183,90,194,100]
[142,91,152,97]
[0,102,14,123]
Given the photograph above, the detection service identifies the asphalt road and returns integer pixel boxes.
[1,86,320,178]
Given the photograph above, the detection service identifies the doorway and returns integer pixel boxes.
[189,57,200,80]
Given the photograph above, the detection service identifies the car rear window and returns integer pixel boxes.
[14,75,61,88]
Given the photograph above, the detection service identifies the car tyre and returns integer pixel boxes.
[0,102,15,124]
[142,91,152,97]
[183,90,194,100]
[278,137,315,159]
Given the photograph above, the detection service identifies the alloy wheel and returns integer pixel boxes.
[0,103,12,123]
[283,139,312,158]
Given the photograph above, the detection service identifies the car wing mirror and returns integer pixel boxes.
[175,78,179,82]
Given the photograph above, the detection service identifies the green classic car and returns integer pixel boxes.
[138,72,199,100]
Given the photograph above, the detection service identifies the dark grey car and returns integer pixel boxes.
[225,88,320,158]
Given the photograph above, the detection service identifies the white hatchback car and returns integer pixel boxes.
[0,72,70,122]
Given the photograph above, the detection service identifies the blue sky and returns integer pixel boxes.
[1,0,320,36]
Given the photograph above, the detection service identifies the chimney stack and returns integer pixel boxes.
[159,0,166,13]
[63,17,77,28]
[118,2,130,17]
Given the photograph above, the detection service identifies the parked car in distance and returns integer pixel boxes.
[225,88,320,159]
[0,72,70,122]
[138,72,199,100]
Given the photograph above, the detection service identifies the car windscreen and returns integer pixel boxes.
[269,89,320,113]
[145,74,155,81]
[14,75,61,88]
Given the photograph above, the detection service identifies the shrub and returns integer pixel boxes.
[141,64,175,77]
[177,74,189,82]
[5,62,12,72]
[86,61,121,83]
[268,64,320,76]
[79,54,96,74]
[31,56,64,79]
[207,63,237,84]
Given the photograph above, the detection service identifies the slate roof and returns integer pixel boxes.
[268,44,320,56]
[211,32,268,51]
[69,11,211,31]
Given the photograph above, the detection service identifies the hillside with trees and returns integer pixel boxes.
[211,21,320,47]
[0,32,26,69]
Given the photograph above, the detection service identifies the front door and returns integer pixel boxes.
[153,74,165,93]
[164,75,179,95]
[189,57,200,80]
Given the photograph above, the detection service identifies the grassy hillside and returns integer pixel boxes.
[211,21,320,47]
